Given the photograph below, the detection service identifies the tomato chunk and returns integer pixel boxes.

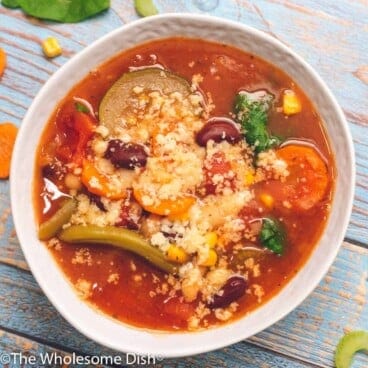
[203,151,233,195]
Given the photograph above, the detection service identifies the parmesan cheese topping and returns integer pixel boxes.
[64,77,288,329]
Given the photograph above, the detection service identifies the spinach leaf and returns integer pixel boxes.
[234,91,281,153]
[1,0,19,9]
[2,0,110,23]
[260,217,285,255]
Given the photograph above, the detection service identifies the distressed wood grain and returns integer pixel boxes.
[0,328,99,368]
[0,1,367,367]
[0,243,366,367]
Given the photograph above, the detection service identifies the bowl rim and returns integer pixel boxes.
[10,13,355,357]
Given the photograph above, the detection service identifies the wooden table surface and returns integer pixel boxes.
[0,1,367,367]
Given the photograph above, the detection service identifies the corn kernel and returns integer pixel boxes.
[42,37,62,58]
[166,245,189,264]
[283,89,302,115]
[244,171,255,186]
[259,193,274,208]
[201,249,218,267]
[205,232,218,248]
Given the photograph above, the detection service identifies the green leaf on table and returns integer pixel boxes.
[1,0,20,9]
[3,0,110,23]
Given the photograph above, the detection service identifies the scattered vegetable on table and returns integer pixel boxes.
[134,0,158,17]
[335,330,368,368]
[0,122,18,179]
[0,48,7,77]
[42,36,62,58]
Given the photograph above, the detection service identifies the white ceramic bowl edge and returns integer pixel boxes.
[10,14,355,357]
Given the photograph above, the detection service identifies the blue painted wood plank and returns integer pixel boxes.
[0,328,98,368]
[0,242,366,367]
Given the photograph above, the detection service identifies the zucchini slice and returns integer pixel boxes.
[99,68,192,131]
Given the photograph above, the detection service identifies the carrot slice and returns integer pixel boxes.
[276,144,329,211]
[0,48,6,77]
[81,160,126,200]
[0,122,18,179]
[133,187,195,216]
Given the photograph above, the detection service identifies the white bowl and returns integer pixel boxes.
[10,14,355,357]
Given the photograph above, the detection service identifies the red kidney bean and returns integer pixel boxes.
[42,164,56,179]
[196,118,241,146]
[116,200,143,230]
[105,139,147,169]
[89,193,106,212]
[41,162,65,181]
[208,276,246,309]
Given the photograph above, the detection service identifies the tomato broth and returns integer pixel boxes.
[34,38,334,331]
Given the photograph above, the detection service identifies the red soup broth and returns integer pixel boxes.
[34,38,334,331]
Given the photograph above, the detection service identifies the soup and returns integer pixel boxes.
[34,38,334,331]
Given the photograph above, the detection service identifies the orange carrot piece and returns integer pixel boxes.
[81,160,126,200]
[0,48,6,77]
[276,144,329,210]
[133,187,195,216]
[0,122,18,179]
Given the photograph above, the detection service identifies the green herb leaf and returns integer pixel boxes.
[234,91,281,153]
[75,102,90,113]
[1,0,20,9]
[134,0,158,17]
[7,0,110,23]
[260,217,285,255]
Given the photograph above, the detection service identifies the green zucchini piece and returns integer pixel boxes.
[335,330,368,368]
[134,0,158,17]
[59,225,177,274]
[99,68,192,131]
[38,198,76,241]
